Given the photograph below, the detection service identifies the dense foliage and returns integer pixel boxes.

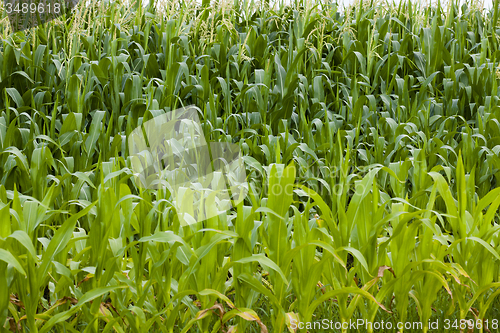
[1,0,500,331]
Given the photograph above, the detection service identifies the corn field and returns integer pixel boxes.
[1,0,500,331]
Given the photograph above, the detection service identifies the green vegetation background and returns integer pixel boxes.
[1,0,500,331]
